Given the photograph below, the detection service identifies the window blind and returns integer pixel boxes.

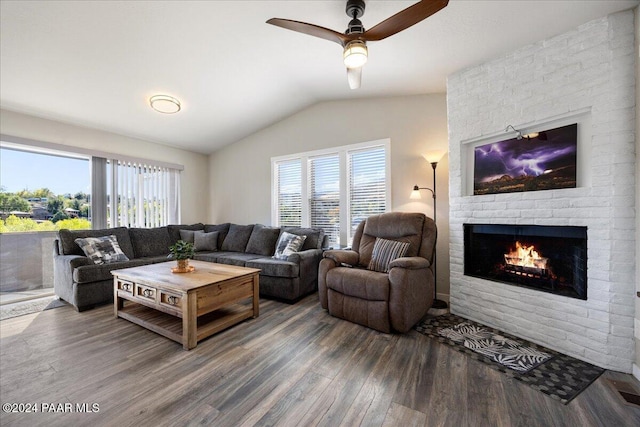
[276,159,302,227]
[309,154,340,246]
[348,146,387,239]
[108,160,180,228]
[271,139,390,247]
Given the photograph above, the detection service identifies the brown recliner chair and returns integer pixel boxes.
[318,212,437,333]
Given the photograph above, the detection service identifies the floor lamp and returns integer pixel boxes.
[411,151,448,310]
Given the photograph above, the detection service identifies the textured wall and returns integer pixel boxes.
[447,10,636,372]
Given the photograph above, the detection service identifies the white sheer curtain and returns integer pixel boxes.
[108,160,181,228]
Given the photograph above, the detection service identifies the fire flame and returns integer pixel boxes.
[504,241,548,269]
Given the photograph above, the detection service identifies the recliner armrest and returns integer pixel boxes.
[389,256,430,270]
[322,249,359,266]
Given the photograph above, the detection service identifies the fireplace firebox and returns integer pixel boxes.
[464,224,587,300]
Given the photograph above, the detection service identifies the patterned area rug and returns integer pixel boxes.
[415,313,605,404]
[0,296,67,320]
[438,322,552,373]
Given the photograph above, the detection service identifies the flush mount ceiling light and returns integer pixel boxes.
[149,95,181,114]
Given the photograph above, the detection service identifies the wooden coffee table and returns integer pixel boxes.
[112,260,260,350]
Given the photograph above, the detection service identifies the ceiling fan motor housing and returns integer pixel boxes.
[346,0,365,19]
[345,0,366,35]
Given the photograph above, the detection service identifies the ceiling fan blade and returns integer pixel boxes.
[362,0,449,42]
[266,18,350,46]
[347,67,362,90]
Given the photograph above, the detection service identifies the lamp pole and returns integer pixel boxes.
[411,160,448,310]
[430,161,447,310]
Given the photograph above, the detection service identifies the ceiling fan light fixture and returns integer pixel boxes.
[343,40,368,68]
[149,95,181,114]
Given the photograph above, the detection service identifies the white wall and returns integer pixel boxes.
[0,109,209,224]
[208,94,451,299]
[448,10,636,372]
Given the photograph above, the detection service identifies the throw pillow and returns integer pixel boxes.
[194,231,219,252]
[129,227,171,258]
[367,237,410,273]
[75,235,130,265]
[245,224,281,256]
[273,231,307,260]
[221,224,254,252]
[179,229,196,243]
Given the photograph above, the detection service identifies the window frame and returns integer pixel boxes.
[271,139,391,246]
[1,134,183,229]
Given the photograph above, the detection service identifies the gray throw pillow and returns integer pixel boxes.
[75,235,130,265]
[245,224,281,256]
[129,227,171,258]
[180,229,196,243]
[367,237,410,273]
[273,231,307,260]
[221,224,254,252]
[194,231,218,252]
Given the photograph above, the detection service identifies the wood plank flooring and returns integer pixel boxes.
[1,294,639,427]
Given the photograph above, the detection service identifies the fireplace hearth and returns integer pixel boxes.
[464,224,587,299]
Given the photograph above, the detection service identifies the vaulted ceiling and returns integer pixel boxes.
[1,1,637,154]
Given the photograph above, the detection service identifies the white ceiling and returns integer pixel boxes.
[1,1,638,154]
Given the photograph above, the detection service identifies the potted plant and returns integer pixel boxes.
[168,240,195,272]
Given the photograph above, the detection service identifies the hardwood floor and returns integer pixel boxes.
[1,294,639,427]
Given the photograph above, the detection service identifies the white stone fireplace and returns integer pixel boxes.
[447,10,636,372]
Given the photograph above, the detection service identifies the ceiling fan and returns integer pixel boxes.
[267,0,449,89]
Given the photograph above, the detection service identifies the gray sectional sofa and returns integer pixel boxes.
[53,223,326,311]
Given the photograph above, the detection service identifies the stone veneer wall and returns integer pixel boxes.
[447,10,636,372]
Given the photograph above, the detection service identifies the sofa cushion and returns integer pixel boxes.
[73,258,154,284]
[192,252,223,263]
[367,238,410,273]
[129,227,171,258]
[204,223,231,250]
[75,235,130,265]
[214,252,264,267]
[58,227,135,259]
[281,227,324,250]
[167,223,204,243]
[179,229,197,243]
[246,258,299,278]
[273,232,306,260]
[245,224,280,256]
[194,231,219,252]
[326,267,390,301]
[221,224,254,252]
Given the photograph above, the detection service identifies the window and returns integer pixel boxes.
[1,137,183,231]
[0,136,183,305]
[0,144,92,302]
[272,139,390,246]
[106,159,181,228]
[309,154,340,245]
[348,146,387,238]
[275,159,302,226]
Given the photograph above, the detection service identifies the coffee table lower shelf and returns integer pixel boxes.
[118,302,254,346]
